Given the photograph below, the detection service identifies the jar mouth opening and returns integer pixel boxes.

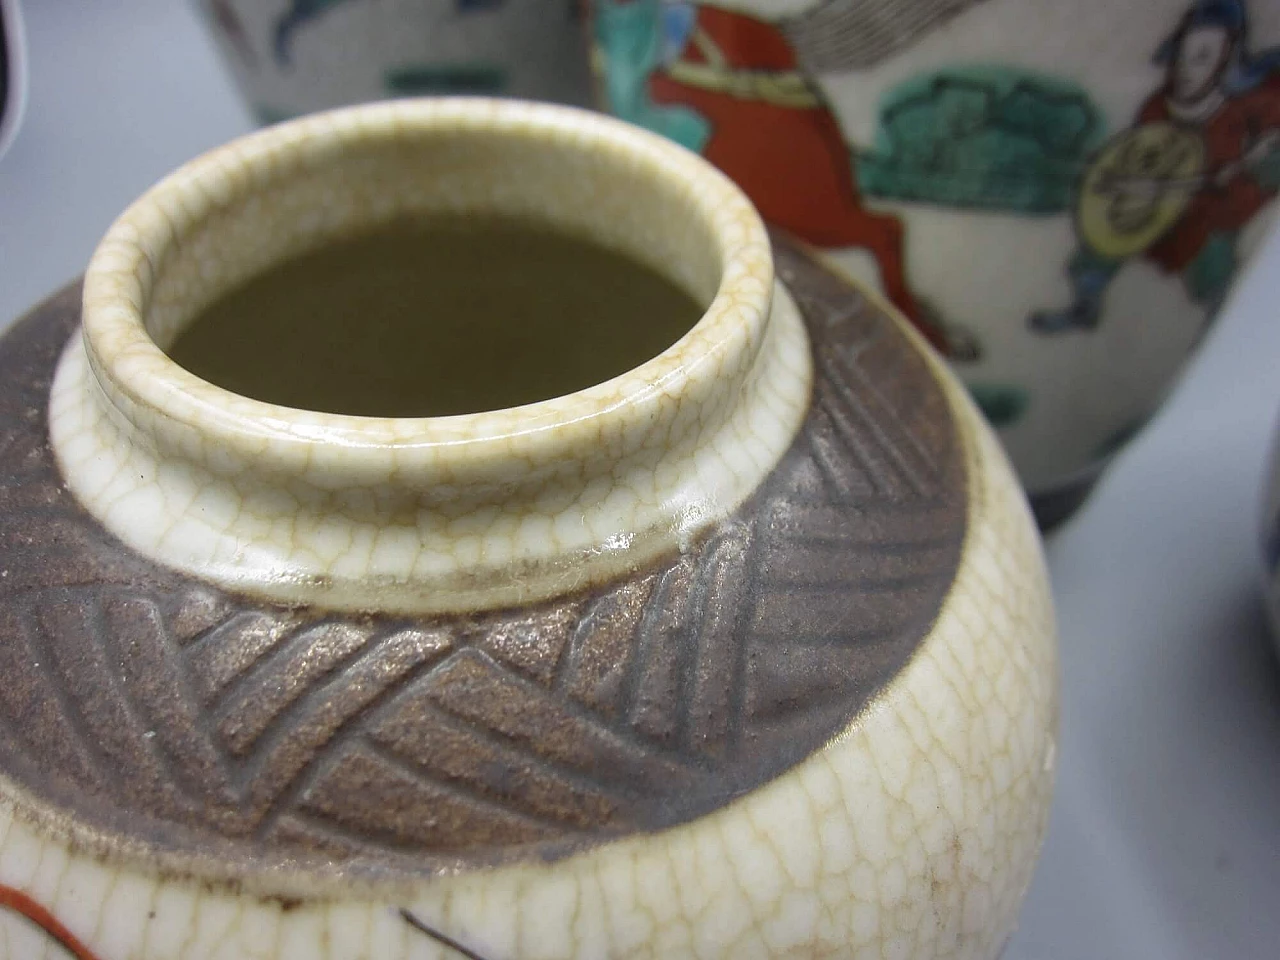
[80,99,774,449]
[158,213,712,420]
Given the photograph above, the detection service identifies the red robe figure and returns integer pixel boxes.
[1032,0,1280,334]
[1138,75,1280,275]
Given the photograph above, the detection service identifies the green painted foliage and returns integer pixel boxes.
[253,104,295,127]
[966,383,1031,428]
[384,65,507,96]
[858,66,1106,214]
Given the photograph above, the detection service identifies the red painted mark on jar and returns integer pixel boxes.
[0,884,104,960]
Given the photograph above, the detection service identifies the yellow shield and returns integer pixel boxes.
[1078,122,1206,259]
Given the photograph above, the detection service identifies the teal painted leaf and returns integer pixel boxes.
[253,104,296,127]
[384,65,507,96]
[967,383,1030,428]
[858,66,1106,214]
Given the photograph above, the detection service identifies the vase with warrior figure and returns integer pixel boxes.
[593,0,1280,529]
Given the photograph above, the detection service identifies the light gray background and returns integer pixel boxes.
[1,2,1278,958]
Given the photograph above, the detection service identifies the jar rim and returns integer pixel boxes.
[79,98,774,463]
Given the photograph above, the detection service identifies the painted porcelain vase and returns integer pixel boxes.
[194,0,595,124]
[0,100,1057,959]
[592,0,1280,529]
[1263,419,1280,643]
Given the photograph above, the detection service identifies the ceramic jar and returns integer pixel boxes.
[195,0,595,124]
[0,100,1057,959]
[592,0,1280,529]
[1263,420,1280,642]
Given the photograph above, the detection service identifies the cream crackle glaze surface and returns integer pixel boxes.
[0,101,1056,958]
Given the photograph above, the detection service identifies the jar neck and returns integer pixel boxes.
[50,101,813,614]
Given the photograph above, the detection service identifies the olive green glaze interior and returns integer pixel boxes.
[166,216,706,418]
[130,115,729,404]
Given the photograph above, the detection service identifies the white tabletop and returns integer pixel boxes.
[2,3,1279,958]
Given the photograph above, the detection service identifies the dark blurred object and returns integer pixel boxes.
[1262,414,1280,645]
[0,0,26,159]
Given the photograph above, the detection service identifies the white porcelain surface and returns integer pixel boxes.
[194,0,595,123]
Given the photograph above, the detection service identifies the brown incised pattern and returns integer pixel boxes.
[0,236,966,880]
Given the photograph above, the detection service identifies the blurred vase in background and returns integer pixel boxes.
[592,0,1280,529]
[195,0,594,124]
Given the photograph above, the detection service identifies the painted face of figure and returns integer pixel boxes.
[1172,25,1231,102]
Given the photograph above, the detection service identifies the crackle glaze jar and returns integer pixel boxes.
[0,100,1057,959]
[592,0,1280,528]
